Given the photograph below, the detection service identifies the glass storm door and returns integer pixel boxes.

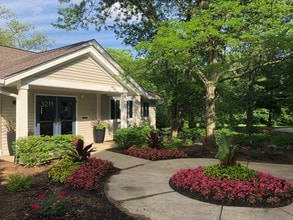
[36,96,76,136]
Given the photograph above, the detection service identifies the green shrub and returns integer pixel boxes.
[114,125,152,149]
[233,133,271,149]
[202,164,258,181]
[270,135,293,150]
[6,173,34,191]
[14,135,82,167]
[48,158,80,183]
[215,128,239,141]
[163,137,184,149]
[179,127,205,142]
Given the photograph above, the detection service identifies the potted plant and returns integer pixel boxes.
[92,119,108,143]
[5,119,16,155]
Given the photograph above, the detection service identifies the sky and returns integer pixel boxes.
[0,0,131,50]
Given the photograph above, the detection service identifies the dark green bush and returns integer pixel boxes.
[270,135,293,150]
[179,127,205,142]
[114,125,152,149]
[202,164,258,181]
[6,173,34,191]
[233,133,271,149]
[48,158,80,183]
[14,134,82,167]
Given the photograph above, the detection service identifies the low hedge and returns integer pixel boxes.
[14,134,82,167]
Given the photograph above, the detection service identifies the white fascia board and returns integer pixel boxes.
[5,48,93,85]
[0,88,17,98]
[0,79,4,84]
[28,78,126,93]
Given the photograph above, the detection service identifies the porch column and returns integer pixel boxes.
[149,100,156,128]
[16,84,29,138]
[134,95,141,126]
[120,93,127,128]
[96,93,101,118]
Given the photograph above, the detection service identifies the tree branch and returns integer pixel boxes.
[219,58,287,82]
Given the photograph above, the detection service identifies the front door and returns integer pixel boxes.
[36,96,76,136]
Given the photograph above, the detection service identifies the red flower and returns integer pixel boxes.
[38,193,46,200]
[59,191,67,197]
[31,203,40,210]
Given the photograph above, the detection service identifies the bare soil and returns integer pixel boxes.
[0,159,136,220]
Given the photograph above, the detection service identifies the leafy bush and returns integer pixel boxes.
[179,127,205,142]
[66,157,114,190]
[32,191,68,217]
[48,158,80,183]
[233,133,271,149]
[215,135,237,167]
[14,135,82,167]
[202,164,258,181]
[124,147,189,160]
[147,130,163,149]
[163,137,184,149]
[67,138,95,161]
[6,173,34,191]
[114,125,152,149]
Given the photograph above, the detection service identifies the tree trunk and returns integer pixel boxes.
[246,72,256,134]
[205,83,217,148]
[170,104,180,137]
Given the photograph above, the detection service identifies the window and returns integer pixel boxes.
[127,100,133,118]
[111,99,120,119]
[142,102,149,117]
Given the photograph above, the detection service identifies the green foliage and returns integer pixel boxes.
[0,5,52,50]
[67,138,95,162]
[163,137,184,149]
[234,133,271,149]
[215,129,239,142]
[215,135,237,167]
[48,158,80,183]
[179,127,205,142]
[147,130,163,149]
[6,173,34,191]
[202,164,258,182]
[114,125,152,149]
[14,135,82,167]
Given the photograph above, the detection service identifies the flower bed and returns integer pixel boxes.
[124,147,189,160]
[170,166,293,207]
[66,157,114,190]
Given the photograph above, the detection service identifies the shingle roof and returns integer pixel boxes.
[0,39,97,79]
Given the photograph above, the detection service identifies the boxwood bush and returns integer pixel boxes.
[114,125,152,149]
[14,134,82,167]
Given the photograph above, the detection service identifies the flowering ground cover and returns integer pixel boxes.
[170,166,293,208]
[123,146,189,160]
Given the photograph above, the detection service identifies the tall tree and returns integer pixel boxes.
[0,6,52,51]
[56,0,292,145]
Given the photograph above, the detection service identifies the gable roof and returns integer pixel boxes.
[0,39,158,99]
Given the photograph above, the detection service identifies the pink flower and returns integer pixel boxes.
[246,146,251,150]
[31,203,40,210]
[38,193,46,200]
[59,191,67,197]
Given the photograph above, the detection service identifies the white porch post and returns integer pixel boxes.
[120,93,127,128]
[134,95,141,126]
[16,84,29,138]
[96,93,101,118]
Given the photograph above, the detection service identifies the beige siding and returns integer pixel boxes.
[77,93,96,144]
[0,95,16,155]
[40,56,121,88]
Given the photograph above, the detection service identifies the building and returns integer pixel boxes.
[0,39,157,156]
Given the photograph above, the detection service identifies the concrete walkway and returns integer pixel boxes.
[92,148,293,220]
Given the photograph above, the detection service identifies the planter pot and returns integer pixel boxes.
[93,128,106,143]
[7,132,16,155]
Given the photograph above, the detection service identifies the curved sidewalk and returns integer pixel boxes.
[92,150,293,220]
